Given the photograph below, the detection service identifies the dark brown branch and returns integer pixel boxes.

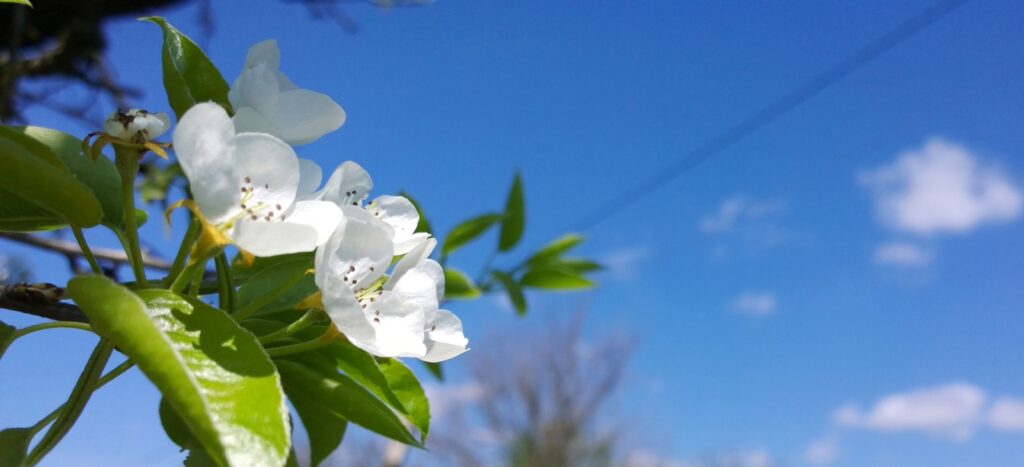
[0,232,174,271]
[0,296,88,323]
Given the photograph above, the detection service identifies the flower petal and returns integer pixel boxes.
[267,89,346,145]
[323,274,376,344]
[244,39,280,70]
[423,310,468,362]
[172,103,241,225]
[314,206,393,291]
[231,132,300,216]
[387,237,437,290]
[282,200,341,247]
[353,293,427,358]
[229,62,279,116]
[320,161,373,207]
[231,218,319,256]
[296,158,323,199]
[231,107,276,136]
[368,195,422,254]
[391,259,443,315]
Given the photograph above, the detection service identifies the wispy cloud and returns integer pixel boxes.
[833,382,986,441]
[699,196,786,235]
[860,138,1022,236]
[987,397,1024,432]
[803,435,839,465]
[873,242,933,268]
[601,246,651,280]
[624,448,775,467]
[731,292,777,317]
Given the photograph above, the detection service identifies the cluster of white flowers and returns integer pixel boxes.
[104,109,171,142]
[170,40,467,362]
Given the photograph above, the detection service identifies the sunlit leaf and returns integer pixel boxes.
[236,255,317,316]
[377,358,430,442]
[0,320,15,360]
[443,268,481,300]
[13,126,124,229]
[490,270,527,316]
[498,173,525,251]
[68,276,290,467]
[0,0,32,6]
[526,233,584,267]
[143,17,232,120]
[0,130,103,230]
[557,258,603,274]
[442,213,504,257]
[276,359,420,447]
[521,265,594,290]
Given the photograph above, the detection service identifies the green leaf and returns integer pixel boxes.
[490,270,527,316]
[12,126,125,229]
[143,17,232,120]
[521,266,594,290]
[232,251,313,280]
[557,258,603,274]
[276,359,420,447]
[377,358,430,442]
[236,255,317,316]
[399,191,432,234]
[158,398,192,448]
[0,320,15,360]
[498,173,525,251]
[443,268,481,300]
[0,0,32,6]
[423,361,444,381]
[0,130,103,230]
[441,213,505,257]
[285,385,347,467]
[526,233,584,266]
[0,428,32,467]
[68,276,290,467]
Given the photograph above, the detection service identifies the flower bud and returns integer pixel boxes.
[104,109,171,142]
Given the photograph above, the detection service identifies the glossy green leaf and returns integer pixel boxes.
[144,17,232,120]
[526,233,584,267]
[377,358,430,442]
[236,255,317,316]
[276,359,420,447]
[285,384,347,467]
[399,191,432,234]
[490,270,527,316]
[0,132,103,230]
[443,268,481,300]
[0,0,32,6]
[521,265,594,290]
[0,428,32,467]
[498,173,525,251]
[232,251,313,280]
[441,213,504,256]
[68,276,290,467]
[159,398,192,448]
[13,126,124,229]
[0,320,15,360]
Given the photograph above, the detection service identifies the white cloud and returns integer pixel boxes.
[731,292,777,317]
[601,246,651,280]
[803,436,839,465]
[700,196,785,235]
[987,397,1024,432]
[860,138,1023,236]
[833,383,986,441]
[624,449,774,467]
[873,242,933,267]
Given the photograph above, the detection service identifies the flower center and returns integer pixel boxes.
[223,175,288,228]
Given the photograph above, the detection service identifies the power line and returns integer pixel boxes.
[568,0,968,232]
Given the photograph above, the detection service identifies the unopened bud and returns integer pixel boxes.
[104,108,171,143]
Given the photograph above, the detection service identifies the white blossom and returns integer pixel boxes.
[103,108,170,142]
[229,40,346,146]
[173,102,342,256]
[315,209,467,361]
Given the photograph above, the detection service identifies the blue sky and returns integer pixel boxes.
[3,0,1024,465]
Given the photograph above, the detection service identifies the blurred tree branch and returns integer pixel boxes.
[0,232,173,272]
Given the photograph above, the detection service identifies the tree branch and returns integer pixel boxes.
[0,232,173,271]
[0,284,88,323]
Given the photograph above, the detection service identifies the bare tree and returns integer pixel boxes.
[416,314,634,467]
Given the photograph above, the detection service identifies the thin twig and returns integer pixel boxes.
[0,232,173,270]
